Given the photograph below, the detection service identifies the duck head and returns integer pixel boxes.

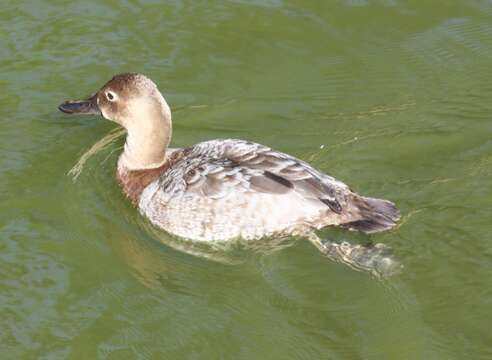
[59,73,171,129]
[59,73,173,170]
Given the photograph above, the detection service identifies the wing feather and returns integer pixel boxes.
[159,139,349,213]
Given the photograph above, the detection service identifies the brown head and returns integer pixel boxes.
[59,73,173,170]
[59,73,171,129]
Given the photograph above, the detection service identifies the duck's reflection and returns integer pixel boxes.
[112,217,297,289]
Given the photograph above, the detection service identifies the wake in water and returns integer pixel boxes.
[68,127,126,181]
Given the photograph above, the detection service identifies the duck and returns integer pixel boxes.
[59,73,400,270]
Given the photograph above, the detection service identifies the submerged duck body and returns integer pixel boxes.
[59,73,400,245]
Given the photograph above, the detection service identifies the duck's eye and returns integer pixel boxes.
[106,91,117,102]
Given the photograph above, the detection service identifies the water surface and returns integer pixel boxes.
[1,1,492,359]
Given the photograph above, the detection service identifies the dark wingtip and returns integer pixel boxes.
[320,198,343,214]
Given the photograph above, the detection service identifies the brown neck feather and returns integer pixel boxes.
[117,163,169,205]
[117,148,188,205]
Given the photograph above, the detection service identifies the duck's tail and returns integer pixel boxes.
[341,195,401,234]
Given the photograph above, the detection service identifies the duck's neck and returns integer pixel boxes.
[119,98,172,171]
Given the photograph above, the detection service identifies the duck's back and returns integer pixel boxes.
[138,139,399,241]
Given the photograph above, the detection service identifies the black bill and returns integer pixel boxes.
[58,94,101,115]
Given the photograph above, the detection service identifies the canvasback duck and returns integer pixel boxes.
[59,73,400,271]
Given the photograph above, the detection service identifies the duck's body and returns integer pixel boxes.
[117,137,399,242]
[59,73,400,272]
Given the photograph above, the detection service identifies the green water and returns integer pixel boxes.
[2,1,492,359]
